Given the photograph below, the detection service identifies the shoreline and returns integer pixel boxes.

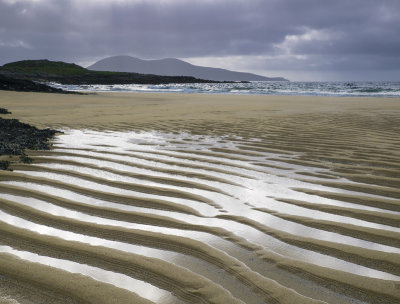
[44,90,400,98]
[45,80,400,98]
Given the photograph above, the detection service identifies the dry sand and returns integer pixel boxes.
[0,91,398,130]
[0,91,399,304]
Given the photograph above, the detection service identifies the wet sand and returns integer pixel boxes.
[0,90,399,304]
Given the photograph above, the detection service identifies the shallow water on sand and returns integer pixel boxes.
[1,128,399,304]
[0,245,182,304]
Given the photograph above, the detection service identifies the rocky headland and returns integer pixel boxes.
[0,59,221,86]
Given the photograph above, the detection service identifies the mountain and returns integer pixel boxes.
[0,59,216,85]
[88,56,288,81]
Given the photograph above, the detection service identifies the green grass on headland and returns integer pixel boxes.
[3,59,87,76]
[0,59,218,85]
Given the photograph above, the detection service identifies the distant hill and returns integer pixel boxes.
[88,56,288,82]
[0,59,217,85]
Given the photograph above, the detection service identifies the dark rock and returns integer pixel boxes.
[19,155,34,164]
[0,117,60,170]
[0,160,10,170]
[0,74,81,94]
[0,108,11,114]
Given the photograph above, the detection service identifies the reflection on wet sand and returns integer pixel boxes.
[0,92,399,303]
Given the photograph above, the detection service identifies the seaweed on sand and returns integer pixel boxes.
[0,108,11,114]
[0,109,60,169]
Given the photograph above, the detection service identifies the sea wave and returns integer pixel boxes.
[48,81,400,97]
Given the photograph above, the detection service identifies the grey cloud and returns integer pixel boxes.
[0,0,399,80]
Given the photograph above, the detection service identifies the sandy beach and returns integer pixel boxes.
[0,90,399,304]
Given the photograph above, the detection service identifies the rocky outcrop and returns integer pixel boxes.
[0,112,59,169]
[0,74,74,93]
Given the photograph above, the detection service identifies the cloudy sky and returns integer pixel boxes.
[1,0,399,81]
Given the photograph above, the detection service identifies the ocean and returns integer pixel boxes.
[49,81,400,97]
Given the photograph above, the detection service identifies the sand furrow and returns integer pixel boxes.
[122,149,269,174]
[216,213,400,276]
[2,192,397,286]
[0,217,326,304]
[329,172,400,189]
[1,92,399,303]
[3,211,398,303]
[293,188,400,212]
[0,252,155,304]
[274,198,400,228]
[252,208,400,248]
[32,149,255,179]
[0,170,204,215]
[29,150,241,186]
[28,156,225,193]
[0,224,245,304]
[300,179,400,199]
[10,163,221,209]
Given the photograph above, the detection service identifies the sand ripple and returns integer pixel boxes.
[0,93,399,303]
